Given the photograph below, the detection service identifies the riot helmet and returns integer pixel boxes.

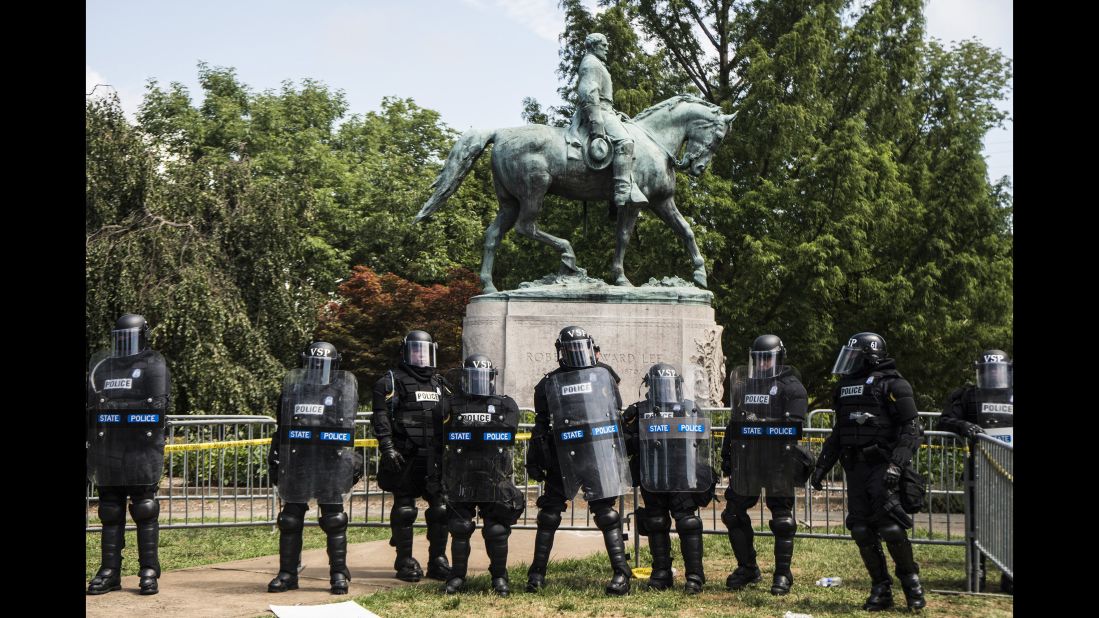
[111,313,149,358]
[644,363,683,405]
[462,353,497,397]
[975,349,1012,389]
[401,330,437,368]
[301,341,340,384]
[556,325,597,368]
[831,332,887,375]
[748,334,785,379]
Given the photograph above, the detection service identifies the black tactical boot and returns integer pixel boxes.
[897,572,926,611]
[723,511,760,590]
[596,510,631,596]
[771,536,794,595]
[883,529,924,611]
[492,577,510,597]
[857,542,893,611]
[678,518,706,595]
[133,500,161,596]
[526,510,560,592]
[484,522,511,597]
[88,517,124,595]
[444,576,464,595]
[268,529,302,592]
[425,507,451,581]
[646,530,674,590]
[321,512,350,595]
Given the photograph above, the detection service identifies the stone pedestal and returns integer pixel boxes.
[462,275,725,410]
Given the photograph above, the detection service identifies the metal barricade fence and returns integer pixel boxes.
[967,433,1013,591]
[87,410,970,549]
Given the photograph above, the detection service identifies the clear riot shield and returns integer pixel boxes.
[442,402,518,503]
[547,366,632,501]
[86,350,167,486]
[726,365,803,498]
[638,401,713,492]
[277,369,358,504]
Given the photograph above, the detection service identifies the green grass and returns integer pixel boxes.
[353,535,1013,617]
[85,524,394,580]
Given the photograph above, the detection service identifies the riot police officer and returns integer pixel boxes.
[267,342,361,594]
[936,349,1013,594]
[525,326,633,595]
[372,330,452,582]
[811,333,926,611]
[87,314,170,595]
[434,354,525,596]
[623,363,716,594]
[721,335,809,595]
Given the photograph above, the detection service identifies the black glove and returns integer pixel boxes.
[962,422,986,439]
[884,463,902,491]
[810,467,827,491]
[379,438,405,473]
[268,445,280,486]
[526,463,547,482]
[352,452,365,484]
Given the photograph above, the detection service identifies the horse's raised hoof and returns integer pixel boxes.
[693,269,708,288]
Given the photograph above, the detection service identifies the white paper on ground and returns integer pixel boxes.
[269,600,379,618]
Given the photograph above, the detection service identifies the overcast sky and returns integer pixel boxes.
[87,0,1011,181]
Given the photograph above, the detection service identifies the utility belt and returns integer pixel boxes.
[841,444,890,464]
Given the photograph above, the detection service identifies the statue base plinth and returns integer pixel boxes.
[462,275,725,409]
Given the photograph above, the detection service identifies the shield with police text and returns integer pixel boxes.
[277,369,358,504]
[975,388,1013,446]
[638,400,713,492]
[87,350,170,486]
[726,366,804,498]
[442,397,519,503]
[547,367,632,501]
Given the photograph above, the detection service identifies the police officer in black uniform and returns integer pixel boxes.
[936,349,1013,594]
[434,354,525,596]
[372,330,451,582]
[87,314,170,595]
[811,332,926,611]
[525,326,633,595]
[721,335,808,595]
[267,342,362,594]
[623,363,715,594]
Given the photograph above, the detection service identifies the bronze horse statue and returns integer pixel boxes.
[415,94,733,293]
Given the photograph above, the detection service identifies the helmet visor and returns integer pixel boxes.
[462,367,496,396]
[831,346,864,375]
[560,339,596,368]
[110,328,142,358]
[976,360,1012,389]
[305,357,334,385]
[648,374,682,404]
[748,350,781,379]
[404,341,437,368]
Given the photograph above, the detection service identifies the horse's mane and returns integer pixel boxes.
[632,94,723,122]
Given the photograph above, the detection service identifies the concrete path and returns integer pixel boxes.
[85,528,614,618]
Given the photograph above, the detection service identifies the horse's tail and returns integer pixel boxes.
[415,128,496,223]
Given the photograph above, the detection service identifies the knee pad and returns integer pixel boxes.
[769,516,797,537]
[675,515,703,535]
[537,509,561,532]
[392,504,418,527]
[425,504,447,526]
[593,507,621,531]
[448,517,476,538]
[643,511,671,535]
[722,509,750,531]
[849,524,877,546]
[278,509,305,533]
[99,499,126,526]
[129,498,159,522]
[876,522,907,543]
[319,511,348,533]
[482,520,509,542]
